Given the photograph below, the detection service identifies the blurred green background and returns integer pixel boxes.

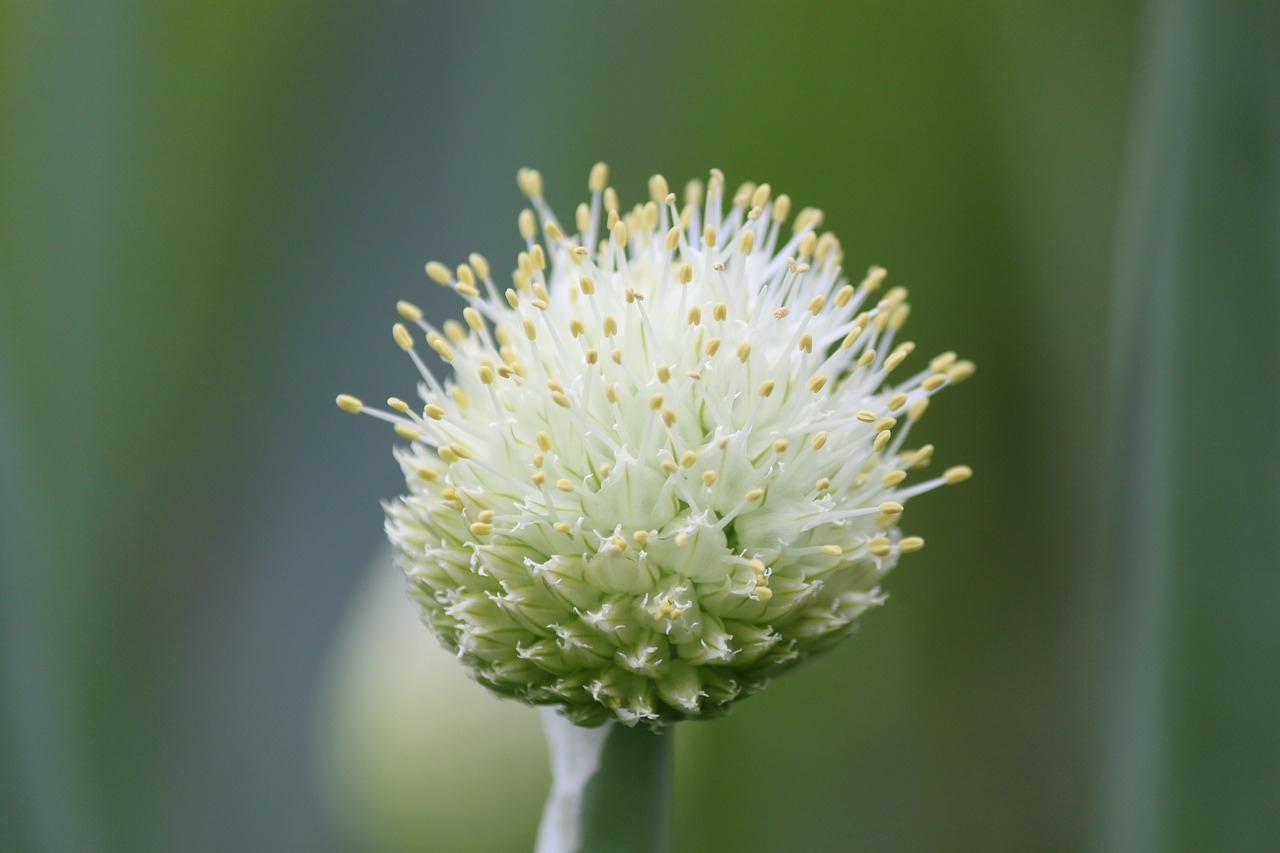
[2,1,1275,851]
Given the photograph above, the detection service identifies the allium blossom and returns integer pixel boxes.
[338,165,972,726]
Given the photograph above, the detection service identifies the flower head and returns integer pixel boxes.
[338,164,973,726]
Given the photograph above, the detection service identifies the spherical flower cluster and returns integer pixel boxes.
[338,164,972,727]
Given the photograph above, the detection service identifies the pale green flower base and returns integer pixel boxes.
[539,709,672,853]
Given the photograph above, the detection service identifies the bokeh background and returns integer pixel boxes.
[2,1,1275,851]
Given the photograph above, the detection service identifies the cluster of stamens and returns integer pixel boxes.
[338,164,973,726]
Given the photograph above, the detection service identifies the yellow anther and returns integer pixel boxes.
[798,231,817,258]
[739,230,755,255]
[648,173,669,202]
[552,392,572,408]
[478,365,495,385]
[810,431,828,450]
[505,288,520,308]
[535,431,551,451]
[603,315,618,337]
[890,303,911,330]
[745,487,765,502]
[469,522,493,536]
[815,477,831,491]
[922,373,947,391]
[882,470,908,488]
[553,521,572,533]
[575,203,591,236]
[532,453,544,468]
[678,262,693,285]
[531,298,548,311]
[586,349,599,364]
[687,306,702,325]
[861,266,887,291]
[808,374,827,393]
[661,460,679,474]
[834,284,855,307]
[736,342,751,362]
[523,318,537,340]
[440,488,459,501]
[773,307,789,320]
[604,187,619,214]
[518,209,537,240]
[396,300,423,321]
[807,295,826,315]
[703,225,716,248]
[394,424,421,441]
[468,252,490,279]
[898,536,925,553]
[856,410,876,422]
[684,178,704,206]
[798,333,813,353]
[948,360,976,383]
[415,466,438,481]
[392,323,413,351]
[929,351,957,373]
[597,463,612,479]
[555,478,574,492]
[879,501,904,515]
[527,247,546,274]
[665,226,681,251]
[702,471,717,486]
[857,349,876,367]
[675,532,689,547]
[531,471,546,486]
[884,350,908,371]
[757,380,775,397]
[387,397,410,413]
[633,530,650,545]
[648,392,664,410]
[661,409,677,427]
[425,261,451,284]
[705,337,721,356]
[424,403,446,420]
[944,465,973,484]
[687,370,701,379]
[869,537,892,557]
[335,394,362,413]
[612,220,628,247]
[589,162,609,193]
[443,320,466,344]
[679,451,698,468]
[569,318,585,338]
[456,264,475,290]
[887,392,908,411]
[605,384,619,404]
[909,398,930,421]
[874,417,898,432]
[545,220,564,242]
[578,274,595,296]
[873,430,892,452]
[772,439,789,453]
[657,364,672,383]
[517,167,543,198]
[754,585,773,601]
[461,307,484,333]
[772,193,791,222]
[437,447,458,462]
[822,544,843,557]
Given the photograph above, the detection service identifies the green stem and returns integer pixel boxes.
[578,724,673,853]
